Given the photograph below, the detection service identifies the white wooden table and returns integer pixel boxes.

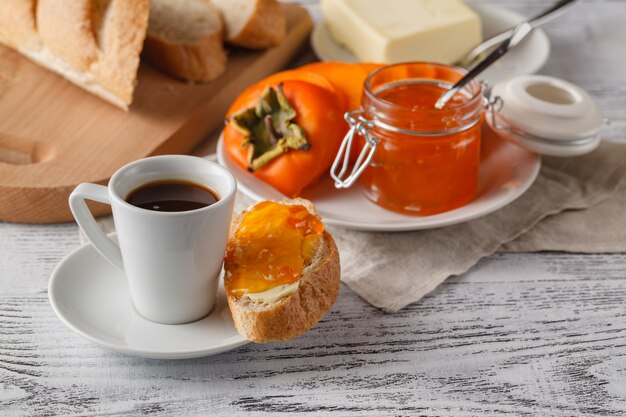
[2,1,626,415]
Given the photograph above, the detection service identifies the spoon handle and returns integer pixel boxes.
[529,0,580,27]
[462,0,581,67]
[436,22,533,109]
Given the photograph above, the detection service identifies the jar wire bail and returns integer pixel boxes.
[330,110,379,189]
[331,81,494,190]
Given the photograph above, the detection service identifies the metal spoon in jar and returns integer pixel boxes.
[461,0,581,68]
[435,22,533,110]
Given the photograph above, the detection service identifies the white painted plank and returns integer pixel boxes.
[1,0,626,416]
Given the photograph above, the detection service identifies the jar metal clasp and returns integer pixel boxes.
[330,110,379,189]
[331,82,501,190]
[482,81,507,132]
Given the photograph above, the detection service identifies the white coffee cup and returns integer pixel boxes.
[69,155,237,325]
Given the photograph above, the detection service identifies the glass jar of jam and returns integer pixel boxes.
[332,62,484,216]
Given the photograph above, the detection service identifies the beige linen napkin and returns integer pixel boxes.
[500,178,626,253]
[332,140,626,311]
[84,141,626,312]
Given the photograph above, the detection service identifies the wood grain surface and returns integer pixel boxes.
[0,4,311,224]
[1,0,626,416]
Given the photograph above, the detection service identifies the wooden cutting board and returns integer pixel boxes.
[0,4,311,224]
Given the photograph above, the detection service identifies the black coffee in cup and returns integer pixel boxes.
[126,180,219,212]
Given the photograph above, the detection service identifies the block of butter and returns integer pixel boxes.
[320,0,482,65]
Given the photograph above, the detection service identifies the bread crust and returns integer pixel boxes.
[213,0,286,50]
[143,33,227,82]
[90,0,150,105]
[225,199,341,343]
[37,0,99,72]
[143,4,227,82]
[0,0,40,50]
[0,0,149,109]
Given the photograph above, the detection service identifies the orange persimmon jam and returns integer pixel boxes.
[224,201,324,297]
[360,62,483,215]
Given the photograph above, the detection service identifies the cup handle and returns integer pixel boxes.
[69,183,124,270]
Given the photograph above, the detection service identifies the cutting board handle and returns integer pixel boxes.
[0,133,56,165]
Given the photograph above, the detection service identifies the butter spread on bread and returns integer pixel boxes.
[224,199,340,342]
[243,282,300,304]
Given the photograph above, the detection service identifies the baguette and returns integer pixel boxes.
[210,0,286,49]
[37,0,99,73]
[0,0,149,110]
[0,0,39,51]
[143,0,227,82]
[225,199,341,343]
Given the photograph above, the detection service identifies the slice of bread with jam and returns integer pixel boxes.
[224,198,340,343]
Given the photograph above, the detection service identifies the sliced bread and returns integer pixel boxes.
[89,0,151,106]
[210,0,286,49]
[143,0,227,82]
[0,0,40,51]
[0,0,149,110]
[37,0,100,73]
[225,199,341,343]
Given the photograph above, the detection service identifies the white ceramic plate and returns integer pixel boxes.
[216,128,541,232]
[49,235,248,359]
[311,2,551,85]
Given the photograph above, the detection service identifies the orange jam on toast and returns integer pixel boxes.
[224,202,324,297]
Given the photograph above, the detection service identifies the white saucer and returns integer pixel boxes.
[49,234,248,359]
[216,127,541,232]
[311,2,551,85]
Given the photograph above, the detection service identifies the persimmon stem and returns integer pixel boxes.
[230,84,309,171]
